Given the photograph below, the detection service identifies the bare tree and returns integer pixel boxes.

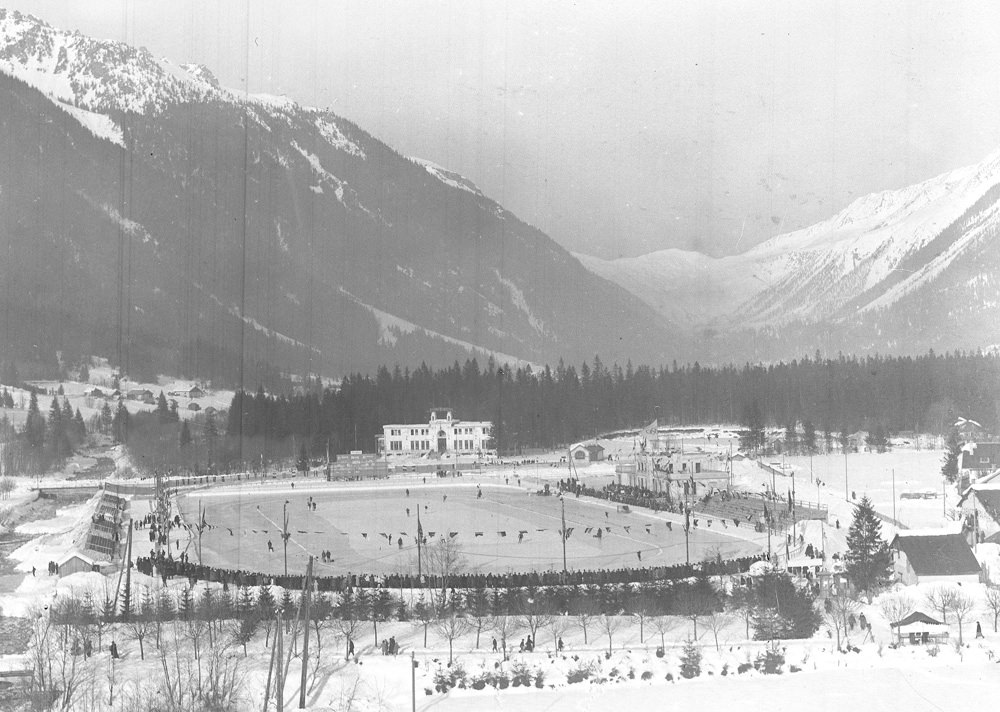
[598,614,623,656]
[411,592,435,648]
[649,615,678,651]
[517,597,552,649]
[673,584,715,640]
[950,591,976,645]
[27,607,97,712]
[702,610,732,651]
[491,615,521,660]
[546,614,572,651]
[729,586,755,639]
[434,614,472,664]
[824,591,862,651]
[984,585,1000,633]
[124,586,156,660]
[574,596,599,645]
[923,586,958,623]
[878,592,915,644]
[425,536,467,602]
[627,589,657,644]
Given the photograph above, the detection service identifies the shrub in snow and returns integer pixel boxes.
[510,662,533,687]
[679,640,702,679]
[641,670,653,681]
[567,663,594,684]
[737,663,753,675]
[655,646,665,658]
[720,663,729,676]
[755,644,785,674]
[665,672,674,682]
[534,670,546,688]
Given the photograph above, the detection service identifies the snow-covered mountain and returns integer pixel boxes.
[579,149,1000,358]
[0,9,678,383]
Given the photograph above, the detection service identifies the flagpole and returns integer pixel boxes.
[416,511,423,580]
[560,496,568,579]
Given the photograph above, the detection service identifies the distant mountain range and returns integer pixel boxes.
[2,9,997,386]
[0,9,678,385]
[578,150,1000,360]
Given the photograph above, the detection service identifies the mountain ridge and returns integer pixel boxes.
[0,9,679,385]
[578,147,1000,357]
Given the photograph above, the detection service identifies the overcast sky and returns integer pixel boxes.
[10,0,1000,258]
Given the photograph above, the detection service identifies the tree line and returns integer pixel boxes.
[218,350,998,460]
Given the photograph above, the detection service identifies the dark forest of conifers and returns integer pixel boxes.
[218,350,999,458]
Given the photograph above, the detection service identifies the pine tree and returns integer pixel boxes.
[844,495,893,599]
[74,409,86,439]
[180,421,192,448]
[23,391,45,449]
[78,362,90,383]
[112,401,130,443]
[802,420,817,454]
[941,430,961,483]
[156,391,171,423]
[679,639,702,678]
[100,401,113,435]
[257,586,276,617]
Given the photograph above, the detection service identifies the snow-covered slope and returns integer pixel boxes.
[0,8,677,379]
[581,148,1000,347]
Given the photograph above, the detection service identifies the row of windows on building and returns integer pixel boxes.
[386,439,481,452]
[388,426,480,437]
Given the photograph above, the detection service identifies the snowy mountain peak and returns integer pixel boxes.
[0,8,213,114]
[580,146,1000,355]
[179,62,220,89]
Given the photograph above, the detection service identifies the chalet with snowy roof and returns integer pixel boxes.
[957,485,1000,545]
[168,385,205,399]
[126,388,154,403]
[891,531,981,586]
[959,442,1000,484]
[570,442,606,463]
[377,408,493,456]
[954,418,986,440]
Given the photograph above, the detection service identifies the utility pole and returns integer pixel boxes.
[416,510,423,580]
[410,651,417,712]
[298,556,314,709]
[283,500,290,577]
[560,496,568,579]
[276,612,284,712]
[684,506,690,567]
[844,449,849,502]
[891,469,896,524]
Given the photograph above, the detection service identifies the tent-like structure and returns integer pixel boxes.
[889,611,950,645]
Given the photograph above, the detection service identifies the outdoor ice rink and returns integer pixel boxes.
[176,479,763,577]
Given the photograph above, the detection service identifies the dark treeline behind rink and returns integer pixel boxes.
[197,349,1000,462]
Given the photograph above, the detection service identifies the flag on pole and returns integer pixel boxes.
[639,418,658,452]
[417,512,423,540]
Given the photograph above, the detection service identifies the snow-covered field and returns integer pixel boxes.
[3,427,995,711]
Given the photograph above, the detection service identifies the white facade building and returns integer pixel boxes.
[379,408,493,456]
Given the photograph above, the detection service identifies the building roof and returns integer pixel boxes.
[891,533,981,577]
[58,551,97,567]
[890,611,942,628]
[961,442,1000,470]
